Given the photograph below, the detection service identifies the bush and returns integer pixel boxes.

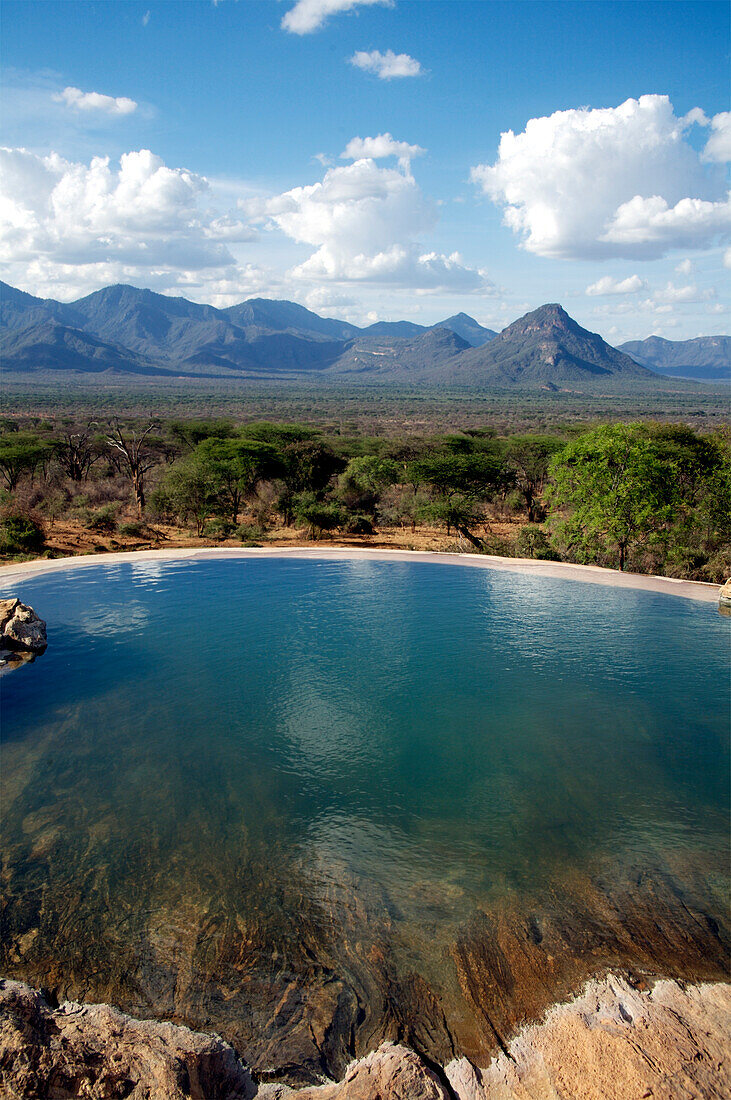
[235,522,265,545]
[0,508,45,555]
[344,513,374,535]
[74,503,119,533]
[118,521,145,538]
[515,525,559,560]
[293,495,345,539]
[201,517,234,540]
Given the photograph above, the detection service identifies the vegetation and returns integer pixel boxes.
[0,413,728,581]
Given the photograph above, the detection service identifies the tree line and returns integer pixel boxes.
[0,416,729,581]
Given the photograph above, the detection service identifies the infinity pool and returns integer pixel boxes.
[1,556,728,1079]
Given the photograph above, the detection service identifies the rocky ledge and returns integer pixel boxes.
[1,974,729,1099]
[0,598,47,655]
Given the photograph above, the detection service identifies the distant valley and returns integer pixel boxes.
[1,281,728,390]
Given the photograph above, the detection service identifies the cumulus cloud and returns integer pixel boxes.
[53,86,138,115]
[675,258,693,275]
[471,95,731,260]
[650,281,716,304]
[702,112,731,163]
[0,146,264,300]
[248,156,491,292]
[282,0,391,35]
[602,193,731,251]
[586,274,645,296]
[349,49,422,79]
[341,133,425,168]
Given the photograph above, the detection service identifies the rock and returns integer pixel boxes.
[454,974,731,1100]
[0,978,256,1100]
[719,578,731,606]
[0,599,47,653]
[280,1042,451,1100]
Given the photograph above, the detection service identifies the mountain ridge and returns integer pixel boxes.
[1,281,725,389]
[619,335,731,381]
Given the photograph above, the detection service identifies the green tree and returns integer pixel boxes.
[417,494,484,547]
[275,439,343,525]
[293,494,345,540]
[505,435,564,522]
[548,423,675,571]
[0,433,53,491]
[152,455,219,535]
[193,437,281,525]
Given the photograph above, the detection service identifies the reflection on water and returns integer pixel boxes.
[0,559,729,1080]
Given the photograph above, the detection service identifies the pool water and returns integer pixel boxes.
[1,557,728,1078]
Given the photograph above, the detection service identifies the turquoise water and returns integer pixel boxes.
[1,557,729,1065]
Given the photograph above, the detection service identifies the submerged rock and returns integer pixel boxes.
[0,979,256,1100]
[0,599,47,653]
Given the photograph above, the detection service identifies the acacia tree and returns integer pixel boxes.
[548,424,675,571]
[405,451,503,546]
[54,424,104,482]
[106,420,160,517]
[193,437,281,525]
[152,455,219,535]
[0,433,53,491]
[505,435,564,522]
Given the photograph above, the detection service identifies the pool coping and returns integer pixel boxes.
[0,546,722,603]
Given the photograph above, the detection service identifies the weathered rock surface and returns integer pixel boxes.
[272,976,731,1100]
[453,973,731,1100]
[259,1043,451,1100]
[0,978,256,1099]
[3,975,727,1100]
[719,578,731,606]
[0,598,47,652]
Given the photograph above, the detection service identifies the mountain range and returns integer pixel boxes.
[1,280,727,389]
[618,335,731,382]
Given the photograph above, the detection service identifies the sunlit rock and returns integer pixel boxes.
[0,599,47,653]
[0,979,256,1100]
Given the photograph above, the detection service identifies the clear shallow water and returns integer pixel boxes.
[1,557,729,1071]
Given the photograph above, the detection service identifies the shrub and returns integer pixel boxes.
[202,517,234,540]
[0,508,45,555]
[74,503,119,533]
[293,495,345,539]
[344,513,374,535]
[515,525,558,560]
[235,522,265,545]
[118,521,145,538]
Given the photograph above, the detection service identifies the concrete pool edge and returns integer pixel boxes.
[0,545,723,603]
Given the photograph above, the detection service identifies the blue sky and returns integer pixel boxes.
[1,0,729,340]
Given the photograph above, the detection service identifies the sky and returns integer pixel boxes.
[1,0,729,341]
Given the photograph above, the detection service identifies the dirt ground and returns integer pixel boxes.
[17,517,527,563]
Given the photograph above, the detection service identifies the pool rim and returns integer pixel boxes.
[0,546,722,603]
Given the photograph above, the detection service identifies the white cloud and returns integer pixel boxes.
[724,248,731,269]
[248,156,491,292]
[281,0,391,35]
[585,274,645,296]
[142,10,151,26]
[702,112,731,163]
[675,258,693,275]
[471,95,731,260]
[349,49,422,79]
[650,281,716,304]
[0,146,264,301]
[341,133,425,169]
[53,86,138,116]
[602,193,731,251]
